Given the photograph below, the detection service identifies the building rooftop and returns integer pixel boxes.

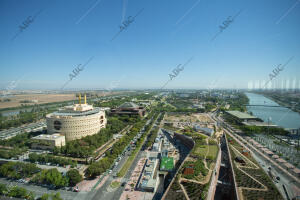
[32,133,64,140]
[194,126,214,135]
[226,111,259,120]
[293,168,300,174]
[48,106,102,117]
[276,158,287,163]
[160,157,174,171]
[283,162,295,169]
[118,102,140,109]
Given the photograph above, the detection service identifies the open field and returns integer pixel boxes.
[0,91,122,109]
[0,94,77,109]
[194,145,218,159]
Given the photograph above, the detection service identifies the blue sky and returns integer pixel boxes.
[0,0,299,90]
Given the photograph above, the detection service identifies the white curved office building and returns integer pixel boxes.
[46,95,107,141]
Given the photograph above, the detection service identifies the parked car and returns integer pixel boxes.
[73,187,79,192]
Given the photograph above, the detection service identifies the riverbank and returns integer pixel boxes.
[245,92,300,129]
[256,92,300,114]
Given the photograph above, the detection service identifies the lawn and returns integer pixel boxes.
[110,181,120,189]
[207,145,218,160]
[160,157,174,171]
[193,145,218,160]
[195,145,208,156]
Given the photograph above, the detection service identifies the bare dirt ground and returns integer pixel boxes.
[0,91,122,109]
[0,94,77,109]
[164,113,214,123]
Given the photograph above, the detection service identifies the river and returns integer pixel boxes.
[245,92,300,129]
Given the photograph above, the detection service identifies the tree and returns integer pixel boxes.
[33,168,68,188]
[29,153,39,163]
[52,192,63,200]
[27,191,35,200]
[8,186,27,198]
[66,169,82,186]
[39,193,50,200]
[0,184,7,195]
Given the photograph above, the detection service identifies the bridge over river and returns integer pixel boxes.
[244,104,282,108]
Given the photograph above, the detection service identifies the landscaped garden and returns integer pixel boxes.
[164,175,186,200]
[181,181,209,200]
[226,133,283,200]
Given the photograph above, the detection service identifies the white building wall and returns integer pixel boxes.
[46,110,107,141]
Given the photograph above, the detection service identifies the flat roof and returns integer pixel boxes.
[32,134,65,140]
[160,157,174,171]
[284,162,295,169]
[242,121,277,127]
[293,168,300,174]
[276,158,287,163]
[226,111,258,120]
[49,107,102,117]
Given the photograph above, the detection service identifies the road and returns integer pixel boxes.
[214,114,300,199]
[91,114,160,200]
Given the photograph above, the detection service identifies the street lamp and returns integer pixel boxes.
[268,117,272,135]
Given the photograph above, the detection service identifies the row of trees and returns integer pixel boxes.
[145,113,164,148]
[53,116,134,158]
[93,96,133,108]
[0,162,40,179]
[0,184,35,200]
[0,109,47,130]
[0,183,63,200]
[0,161,82,188]
[28,153,77,167]
[86,111,157,177]
[0,148,26,159]
[0,131,41,148]
[0,131,43,159]
[145,126,159,148]
[239,125,289,136]
[31,168,82,188]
